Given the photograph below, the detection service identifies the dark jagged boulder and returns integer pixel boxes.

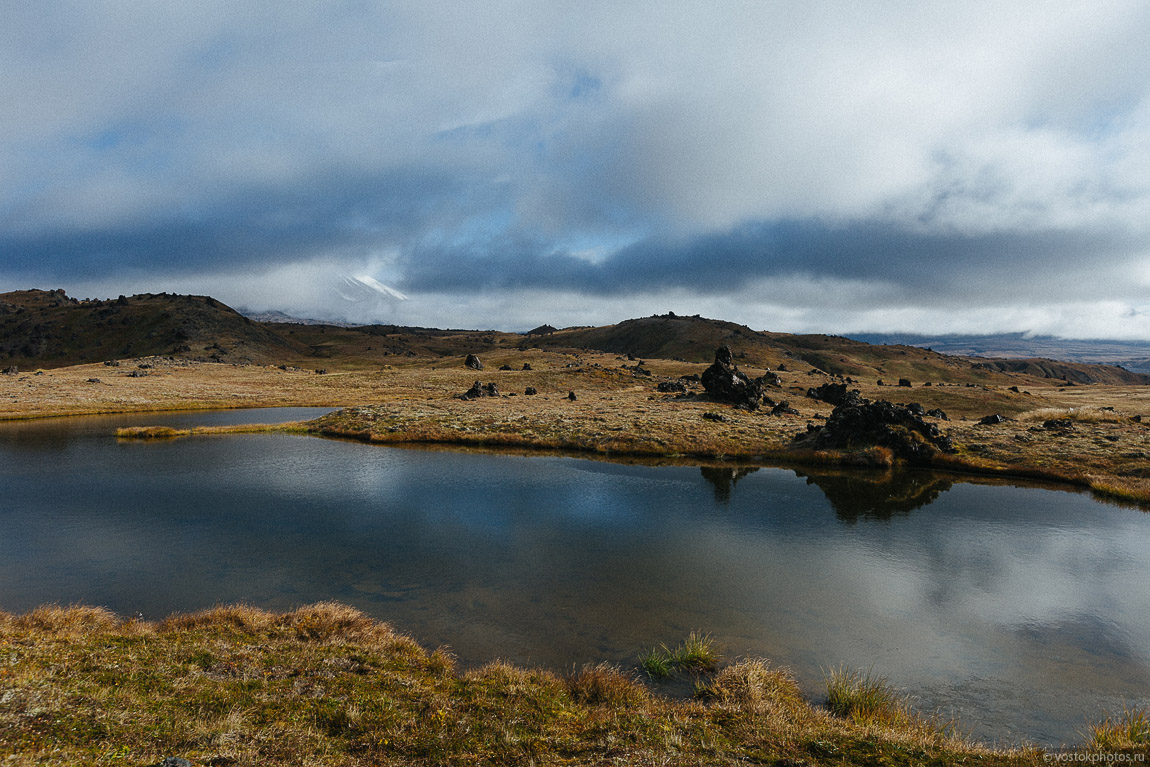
[657,380,687,393]
[926,408,949,420]
[457,380,499,400]
[791,399,955,465]
[567,391,577,401]
[898,378,912,387]
[701,345,769,410]
[524,386,537,395]
[806,382,867,407]
[978,414,1007,425]
[498,364,513,371]
[465,354,484,370]
[1043,418,1073,430]
[770,401,799,416]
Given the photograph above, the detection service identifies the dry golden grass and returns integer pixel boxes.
[0,603,1046,766]
[6,349,1150,505]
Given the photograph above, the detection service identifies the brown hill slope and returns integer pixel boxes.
[532,313,1150,386]
[0,289,310,369]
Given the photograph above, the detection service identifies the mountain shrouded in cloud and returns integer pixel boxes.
[3,2,1150,336]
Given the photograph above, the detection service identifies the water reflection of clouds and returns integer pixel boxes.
[5,425,1150,745]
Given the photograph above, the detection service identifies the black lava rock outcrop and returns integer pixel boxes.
[457,380,499,400]
[978,414,1007,425]
[701,345,773,410]
[657,380,687,393]
[792,399,955,465]
[464,354,484,370]
[806,382,867,407]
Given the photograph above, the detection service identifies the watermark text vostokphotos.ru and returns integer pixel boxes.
[1044,753,1145,764]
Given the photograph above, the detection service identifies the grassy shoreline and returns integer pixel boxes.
[4,601,1120,766]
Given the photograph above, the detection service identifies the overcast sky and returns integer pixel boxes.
[4,2,1150,337]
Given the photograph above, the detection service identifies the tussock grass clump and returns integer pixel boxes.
[825,665,909,725]
[824,665,963,747]
[1087,705,1150,751]
[566,662,649,707]
[6,603,120,637]
[696,659,804,714]
[640,631,720,679]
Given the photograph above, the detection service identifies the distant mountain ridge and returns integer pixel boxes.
[851,332,1150,374]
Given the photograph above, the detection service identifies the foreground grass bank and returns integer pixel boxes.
[5,603,1140,766]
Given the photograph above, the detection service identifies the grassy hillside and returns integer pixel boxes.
[0,289,309,368]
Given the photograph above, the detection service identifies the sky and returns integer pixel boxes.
[4,1,1150,337]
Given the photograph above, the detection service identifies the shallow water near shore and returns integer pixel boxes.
[2,408,1149,746]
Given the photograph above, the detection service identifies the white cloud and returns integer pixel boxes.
[4,1,1150,337]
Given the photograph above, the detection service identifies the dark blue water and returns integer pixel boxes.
[1,408,1148,746]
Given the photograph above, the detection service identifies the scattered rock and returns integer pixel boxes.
[464,354,484,370]
[1043,418,1073,430]
[702,411,727,422]
[978,414,1007,425]
[522,363,532,371]
[1009,385,1020,393]
[898,378,912,388]
[126,370,148,378]
[701,346,770,410]
[770,401,799,416]
[315,368,327,375]
[680,373,701,383]
[1,366,16,375]
[925,408,949,421]
[806,382,867,407]
[86,377,101,383]
[524,386,537,395]
[791,399,955,465]
[498,364,513,371]
[150,759,192,767]
[457,380,499,400]
[103,360,121,367]
[657,380,687,394]
[876,379,885,386]
[567,391,577,401]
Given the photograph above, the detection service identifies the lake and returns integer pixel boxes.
[2,407,1148,746]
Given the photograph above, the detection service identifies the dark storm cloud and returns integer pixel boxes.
[1,167,470,279]
[398,220,1141,303]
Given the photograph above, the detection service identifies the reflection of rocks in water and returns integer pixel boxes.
[798,469,955,522]
[700,465,760,503]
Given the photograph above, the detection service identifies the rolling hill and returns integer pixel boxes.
[0,289,310,368]
[3,291,1148,386]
